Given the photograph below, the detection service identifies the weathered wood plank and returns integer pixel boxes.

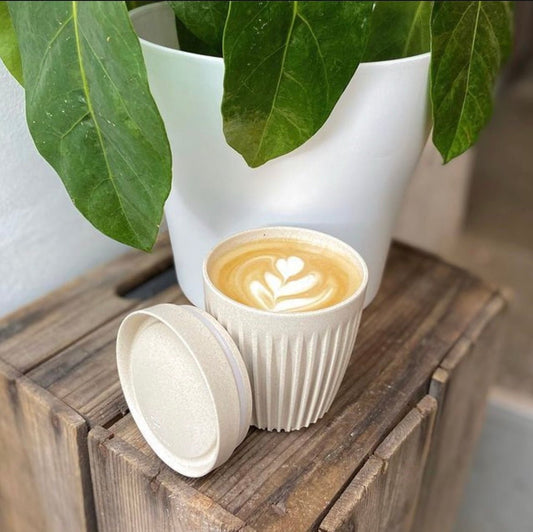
[412,294,506,532]
[102,246,497,532]
[1,240,502,532]
[0,357,93,532]
[0,359,46,532]
[0,285,186,532]
[0,233,172,373]
[319,395,437,532]
[88,426,254,532]
[0,234,177,532]
[16,376,94,532]
[27,286,187,428]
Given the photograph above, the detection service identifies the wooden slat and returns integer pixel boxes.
[16,376,94,532]
[412,294,506,532]
[0,236,178,532]
[1,240,502,531]
[0,359,46,532]
[26,286,188,428]
[88,426,254,532]
[0,233,172,373]
[319,395,437,532]
[0,357,93,532]
[0,285,187,532]
[99,245,498,532]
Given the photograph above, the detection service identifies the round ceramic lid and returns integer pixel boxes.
[116,304,252,478]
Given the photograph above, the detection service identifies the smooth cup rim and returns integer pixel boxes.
[203,226,369,319]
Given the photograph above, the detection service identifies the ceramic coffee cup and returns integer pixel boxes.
[203,227,368,431]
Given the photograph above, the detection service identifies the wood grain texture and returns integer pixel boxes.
[16,375,94,532]
[94,244,500,532]
[412,294,506,532]
[26,285,187,428]
[0,239,504,531]
[88,427,253,532]
[0,234,175,532]
[0,358,93,532]
[0,285,186,532]
[319,396,437,532]
[0,359,46,532]
[0,233,172,373]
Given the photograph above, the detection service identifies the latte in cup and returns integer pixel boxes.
[208,237,362,313]
[204,227,368,431]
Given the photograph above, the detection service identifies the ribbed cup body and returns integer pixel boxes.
[203,227,367,432]
[206,300,362,430]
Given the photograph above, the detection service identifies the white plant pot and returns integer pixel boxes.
[131,3,430,308]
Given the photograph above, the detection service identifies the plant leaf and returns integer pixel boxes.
[168,1,228,56]
[0,1,22,84]
[364,1,432,62]
[222,1,374,168]
[497,1,514,64]
[9,1,171,251]
[431,1,513,163]
[174,16,221,57]
[126,1,154,10]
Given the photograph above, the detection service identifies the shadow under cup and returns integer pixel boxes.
[203,226,368,431]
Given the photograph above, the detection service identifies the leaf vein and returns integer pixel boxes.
[448,1,482,156]
[29,14,73,106]
[296,11,329,104]
[72,1,138,241]
[254,1,298,162]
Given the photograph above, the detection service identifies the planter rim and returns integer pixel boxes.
[130,2,431,68]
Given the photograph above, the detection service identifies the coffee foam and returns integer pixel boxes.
[209,238,361,313]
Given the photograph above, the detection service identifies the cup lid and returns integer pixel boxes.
[116,304,252,477]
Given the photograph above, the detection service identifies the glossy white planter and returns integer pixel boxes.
[131,3,430,308]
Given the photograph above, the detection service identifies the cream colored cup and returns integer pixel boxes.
[203,227,368,431]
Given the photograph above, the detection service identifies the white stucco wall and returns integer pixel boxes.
[0,62,128,318]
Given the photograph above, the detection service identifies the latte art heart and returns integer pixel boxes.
[250,259,327,312]
[275,256,304,279]
[209,238,361,313]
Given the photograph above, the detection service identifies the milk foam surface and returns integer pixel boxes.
[209,238,361,312]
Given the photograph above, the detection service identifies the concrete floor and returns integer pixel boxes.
[455,389,533,532]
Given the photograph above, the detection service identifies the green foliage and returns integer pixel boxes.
[9,1,171,251]
[126,0,154,11]
[221,1,374,167]
[364,1,432,61]
[126,1,155,10]
[431,1,513,162]
[173,16,221,57]
[169,1,228,56]
[4,1,514,250]
[0,1,22,84]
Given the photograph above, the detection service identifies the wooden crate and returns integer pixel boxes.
[0,235,505,532]
[0,235,180,532]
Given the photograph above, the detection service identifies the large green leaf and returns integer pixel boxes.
[9,1,171,251]
[431,1,513,163]
[0,1,22,84]
[222,1,374,168]
[168,1,228,56]
[364,1,432,62]
[126,1,154,10]
[174,16,221,57]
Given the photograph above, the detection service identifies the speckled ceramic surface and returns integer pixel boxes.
[204,227,368,431]
[116,304,252,477]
